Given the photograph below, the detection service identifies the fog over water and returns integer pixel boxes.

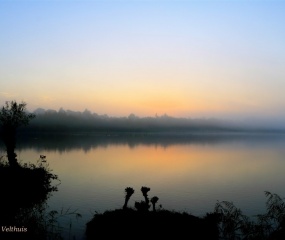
[2,107,285,239]
[4,132,285,239]
[19,108,285,134]
[1,109,285,239]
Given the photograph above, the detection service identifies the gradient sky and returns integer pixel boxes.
[1,0,285,123]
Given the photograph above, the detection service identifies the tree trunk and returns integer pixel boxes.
[2,127,19,167]
[123,196,130,210]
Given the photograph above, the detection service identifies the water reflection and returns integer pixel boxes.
[16,131,285,152]
[3,132,285,239]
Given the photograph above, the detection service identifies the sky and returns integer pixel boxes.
[1,0,285,124]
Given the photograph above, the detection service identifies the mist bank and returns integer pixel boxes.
[19,108,285,134]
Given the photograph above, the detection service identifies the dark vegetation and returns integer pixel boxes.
[0,101,35,167]
[23,108,261,134]
[0,157,61,240]
[19,107,285,134]
[86,187,220,240]
[0,101,69,240]
[86,188,285,240]
[0,155,81,240]
[214,191,285,240]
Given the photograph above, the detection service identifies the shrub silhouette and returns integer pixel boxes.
[150,196,159,212]
[86,186,220,240]
[133,186,154,212]
[86,188,285,240]
[0,156,61,240]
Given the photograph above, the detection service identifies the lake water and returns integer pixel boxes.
[4,132,285,239]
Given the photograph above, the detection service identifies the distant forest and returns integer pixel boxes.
[18,108,282,134]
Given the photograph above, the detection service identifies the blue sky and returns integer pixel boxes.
[1,0,285,125]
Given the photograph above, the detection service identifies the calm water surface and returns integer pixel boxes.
[6,132,285,239]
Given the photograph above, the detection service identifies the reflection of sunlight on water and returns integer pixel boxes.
[14,135,285,239]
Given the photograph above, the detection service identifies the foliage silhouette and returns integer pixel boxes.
[86,186,220,240]
[214,191,285,240]
[0,101,35,167]
[0,155,63,240]
[134,186,151,212]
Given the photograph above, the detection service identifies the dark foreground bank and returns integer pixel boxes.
[86,208,219,240]
[86,188,285,240]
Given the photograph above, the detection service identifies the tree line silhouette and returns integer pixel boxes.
[24,107,242,133]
